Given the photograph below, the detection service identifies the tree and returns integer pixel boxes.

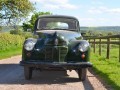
[0,0,34,25]
[22,11,52,31]
[22,23,33,32]
[108,32,113,36]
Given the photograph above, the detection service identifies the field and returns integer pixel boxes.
[90,46,120,90]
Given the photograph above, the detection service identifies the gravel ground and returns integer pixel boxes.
[0,55,108,90]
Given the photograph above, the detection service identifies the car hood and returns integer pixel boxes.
[36,30,82,41]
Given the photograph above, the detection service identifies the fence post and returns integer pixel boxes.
[106,38,110,59]
[93,39,96,53]
[99,38,101,55]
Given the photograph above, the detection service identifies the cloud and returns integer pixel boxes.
[108,8,120,13]
[88,6,120,14]
[30,0,78,10]
[76,16,110,26]
[79,18,95,21]
[30,0,40,2]
[88,9,103,14]
[91,0,104,5]
[30,0,68,4]
[43,3,77,10]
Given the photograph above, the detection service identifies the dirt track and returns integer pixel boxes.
[0,55,108,90]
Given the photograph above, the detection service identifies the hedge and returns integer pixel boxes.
[0,33,25,51]
[10,29,33,39]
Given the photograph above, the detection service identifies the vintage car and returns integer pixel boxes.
[20,15,92,81]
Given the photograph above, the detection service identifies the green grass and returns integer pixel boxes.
[90,47,120,90]
[0,47,22,60]
[0,33,24,60]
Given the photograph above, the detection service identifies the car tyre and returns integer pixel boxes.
[24,66,32,80]
[78,68,87,81]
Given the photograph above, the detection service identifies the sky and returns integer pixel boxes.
[29,0,120,26]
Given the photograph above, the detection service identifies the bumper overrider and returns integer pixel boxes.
[20,60,92,69]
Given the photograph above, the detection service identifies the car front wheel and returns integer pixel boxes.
[78,68,87,81]
[24,66,32,80]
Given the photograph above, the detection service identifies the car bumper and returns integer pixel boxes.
[20,60,92,70]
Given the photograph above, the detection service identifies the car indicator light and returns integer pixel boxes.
[81,53,85,59]
[26,52,31,57]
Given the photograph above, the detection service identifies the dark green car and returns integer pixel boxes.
[20,15,92,81]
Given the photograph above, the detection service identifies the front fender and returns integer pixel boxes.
[66,40,90,62]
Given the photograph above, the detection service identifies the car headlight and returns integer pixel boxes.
[78,42,89,52]
[24,41,36,51]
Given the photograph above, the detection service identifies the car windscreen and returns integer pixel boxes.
[37,18,77,31]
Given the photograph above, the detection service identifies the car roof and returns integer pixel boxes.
[37,15,78,20]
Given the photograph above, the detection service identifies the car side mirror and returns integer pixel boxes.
[81,32,86,36]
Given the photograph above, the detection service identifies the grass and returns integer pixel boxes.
[90,47,120,90]
[0,47,22,60]
[0,33,24,60]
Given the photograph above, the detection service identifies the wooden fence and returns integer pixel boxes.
[84,34,120,62]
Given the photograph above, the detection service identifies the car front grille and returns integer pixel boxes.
[45,46,68,62]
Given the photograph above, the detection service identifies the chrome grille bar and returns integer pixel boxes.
[45,46,68,62]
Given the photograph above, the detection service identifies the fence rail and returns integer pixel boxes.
[84,34,120,62]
